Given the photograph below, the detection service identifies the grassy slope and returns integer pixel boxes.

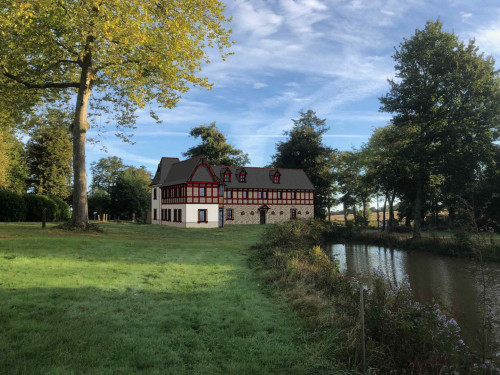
[0,223,336,375]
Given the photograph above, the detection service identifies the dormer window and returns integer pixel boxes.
[270,170,281,184]
[239,172,246,183]
[224,172,231,182]
[273,175,280,184]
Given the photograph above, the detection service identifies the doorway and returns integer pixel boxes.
[260,209,266,224]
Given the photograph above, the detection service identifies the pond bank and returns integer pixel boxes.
[328,227,500,262]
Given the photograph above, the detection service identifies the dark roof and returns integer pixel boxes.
[151,157,180,185]
[211,165,314,190]
[161,156,202,186]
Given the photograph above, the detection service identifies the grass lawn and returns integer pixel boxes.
[0,223,337,375]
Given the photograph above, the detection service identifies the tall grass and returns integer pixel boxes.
[251,220,482,374]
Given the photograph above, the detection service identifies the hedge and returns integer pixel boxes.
[0,190,71,222]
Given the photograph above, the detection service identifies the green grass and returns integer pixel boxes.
[0,223,338,375]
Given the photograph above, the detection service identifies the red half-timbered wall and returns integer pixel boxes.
[224,188,313,206]
[186,182,220,204]
[161,184,187,204]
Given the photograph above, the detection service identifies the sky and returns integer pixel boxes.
[86,0,500,176]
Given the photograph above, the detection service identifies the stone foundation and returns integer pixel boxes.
[224,204,314,225]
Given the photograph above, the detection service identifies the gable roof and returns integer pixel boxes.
[211,165,314,190]
[157,156,219,187]
[151,157,180,185]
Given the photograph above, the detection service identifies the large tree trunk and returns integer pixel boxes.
[353,205,358,226]
[413,173,423,239]
[71,48,93,226]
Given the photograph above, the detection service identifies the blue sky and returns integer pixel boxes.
[86,0,500,176]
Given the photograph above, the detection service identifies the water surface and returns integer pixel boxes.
[330,243,500,358]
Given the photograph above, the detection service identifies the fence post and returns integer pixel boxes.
[360,285,366,375]
[42,208,47,229]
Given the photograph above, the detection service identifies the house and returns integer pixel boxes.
[150,156,314,228]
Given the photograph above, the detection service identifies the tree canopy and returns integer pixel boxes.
[183,122,249,166]
[90,156,125,194]
[270,110,338,218]
[0,0,233,225]
[380,20,500,237]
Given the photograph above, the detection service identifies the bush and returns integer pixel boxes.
[0,190,26,221]
[48,195,71,221]
[24,194,58,222]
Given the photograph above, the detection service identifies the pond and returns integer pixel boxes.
[330,243,500,360]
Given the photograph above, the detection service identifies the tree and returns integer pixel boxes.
[183,122,249,166]
[90,156,125,194]
[26,122,72,199]
[110,166,152,222]
[0,128,29,194]
[0,1,233,226]
[380,20,500,238]
[270,110,337,218]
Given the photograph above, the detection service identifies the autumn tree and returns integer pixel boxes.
[0,0,233,226]
[380,20,500,238]
[183,122,249,166]
[271,110,338,218]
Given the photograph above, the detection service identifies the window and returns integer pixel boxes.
[167,209,171,221]
[226,190,232,199]
[153,188,157,200]
[291,209,297,219]
[243,191,248,199]
[198,209,207,223]
[277,191,282,199]
[239,173,246,182]
[200,187,206,197]
[178,209,182,222]
[153,209,157,220]
[174,209,177,222]
[219,185,224,197]
[291,191,297,199]
[258,191,262,199]
[226,209,233,220]
[224,172,231,182]
[263,191,268,199]
[273,175,280,184]
[161,209,164,220]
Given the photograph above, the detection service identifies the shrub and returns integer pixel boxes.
[24,194,58,222]
[0,190,26,221]
[48,195,71,221]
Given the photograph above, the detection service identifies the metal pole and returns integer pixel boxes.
[360,285,366,375]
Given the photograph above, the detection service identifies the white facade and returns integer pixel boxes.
[159,203,219,228]
[151,186,162,224]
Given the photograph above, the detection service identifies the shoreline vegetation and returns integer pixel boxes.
[251,219,497,373]
[329,225,500,262]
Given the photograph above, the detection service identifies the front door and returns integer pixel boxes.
[219,208,223,228]
[260,209,266,224]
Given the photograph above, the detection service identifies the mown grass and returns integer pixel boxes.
[0,223,342,375]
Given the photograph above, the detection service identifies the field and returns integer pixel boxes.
[329,211,399,224]
[0,223,335,375]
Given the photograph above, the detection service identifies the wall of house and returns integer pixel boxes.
[151,186,162,224]
[224,204,314,225]
[224,188,313,206]
[159,203,219,228]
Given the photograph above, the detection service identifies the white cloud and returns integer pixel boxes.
[461,12,472,20]
[253,82,268,89]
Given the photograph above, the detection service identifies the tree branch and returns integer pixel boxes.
[2,70,79,89]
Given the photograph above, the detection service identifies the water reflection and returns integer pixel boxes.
[331,243,500,357]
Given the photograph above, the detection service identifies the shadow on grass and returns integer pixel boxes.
[0,286,319,375]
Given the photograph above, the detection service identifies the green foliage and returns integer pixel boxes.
[88,188,111,217]
[183,122,249,166]
[24,194,58,222]
[25,117,72,199]
[253,220,475,373]
[110,166,152,221]
[90,156,125,194]
[48,195,71,222]
[0,129,28,194]
[270,110,338,218]
[380,20,500,237]
[0,190,26,221]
